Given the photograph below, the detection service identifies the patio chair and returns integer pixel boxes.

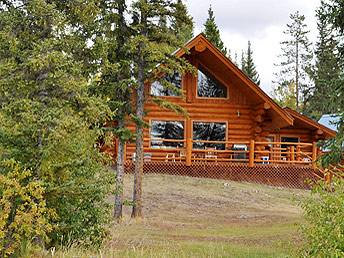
[205,146,217,162]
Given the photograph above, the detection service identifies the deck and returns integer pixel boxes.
[124,139,324,189]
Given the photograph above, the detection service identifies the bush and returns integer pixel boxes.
[297,173,344,257]
[0,159,56,258]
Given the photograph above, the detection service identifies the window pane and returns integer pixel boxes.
[150,121,184,148]
[193,122,226,150]
[151,72,182,96]
[197,65,227,98]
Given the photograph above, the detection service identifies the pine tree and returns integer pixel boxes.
[274,11,312,112]
[241,40,260,85]
[130,0,194,218]
[203,5,229,57]
[0,0,115,247]
[303,4,343,120]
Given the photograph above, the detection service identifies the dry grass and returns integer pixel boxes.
[39,173,309,257]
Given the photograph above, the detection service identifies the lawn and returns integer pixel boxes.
[43,173,308,257]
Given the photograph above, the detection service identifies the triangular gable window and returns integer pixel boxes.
[151,72,182,97]
[197,65,227,98]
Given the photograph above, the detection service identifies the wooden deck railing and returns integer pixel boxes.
[126,138,320,168]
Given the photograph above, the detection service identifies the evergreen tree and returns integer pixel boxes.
[315,0,344,167]
[241,40,260,85]
[203,5,229,57]
[88,0,136,219]
[0,0,115,247]
[171,0,194,44]
[130,0,194,218]
[273,11,312,112]
[303,4,343,120]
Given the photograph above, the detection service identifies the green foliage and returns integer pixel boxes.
[274,11,312,112]
[241,41,260,85]
[303,3,343,120]
[0,0,116,248]
[171,0,194,44]
[297,175,344,257]
[271,80,297,110]
[203,5,229,58]
[313,0,344,167]
[0,160,56,258]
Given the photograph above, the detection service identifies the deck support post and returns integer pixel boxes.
[249,139,255,168]
[312,141,317,170]
[186,138,192,166]
[291,146,295,164]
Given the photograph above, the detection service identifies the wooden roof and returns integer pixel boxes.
[284,107,337,139]
[174,33,294,130]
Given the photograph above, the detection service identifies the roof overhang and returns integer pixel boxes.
[284,107,337,139]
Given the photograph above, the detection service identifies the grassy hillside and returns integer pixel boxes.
[40,174,309,257]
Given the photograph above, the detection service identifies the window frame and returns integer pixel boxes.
[149,119,186,149]
[196,61,230,100]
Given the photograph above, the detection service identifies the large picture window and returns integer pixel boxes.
[193,122,226,150]
[151,72,182,97]
[197,65,227,98]
[150,120,184,148]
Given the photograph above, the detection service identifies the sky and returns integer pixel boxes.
[185,0,321,95]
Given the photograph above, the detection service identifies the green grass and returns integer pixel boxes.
[36,173,308,257]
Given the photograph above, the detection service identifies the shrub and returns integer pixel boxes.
[297,173,344,257]
[0,159,56,258]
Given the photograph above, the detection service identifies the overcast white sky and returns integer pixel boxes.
[185,0,320,95]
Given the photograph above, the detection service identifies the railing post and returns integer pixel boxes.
[186,138,192,166]
[312,141,317,169]
[291,146,295,164]
[249,139,255,168]
[325,172,331,184]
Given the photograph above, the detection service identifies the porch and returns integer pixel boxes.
[124,139,327,189]
[126,139,319,169]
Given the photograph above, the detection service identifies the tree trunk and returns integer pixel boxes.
[114,118,125,219]
[295,41,299,112]
[132,51,145,218]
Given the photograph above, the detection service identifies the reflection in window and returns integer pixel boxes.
[151,72,182,96]
[150,121,184,148]
[193,122,226,150]
[197,65,227,98]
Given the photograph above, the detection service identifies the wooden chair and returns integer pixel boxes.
[179,149,186,161]
[205,146,217,162]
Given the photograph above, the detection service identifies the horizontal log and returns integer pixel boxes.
[253,102,271,111]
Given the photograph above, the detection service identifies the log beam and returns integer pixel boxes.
[195,40,206,52]
[253,102,271,111]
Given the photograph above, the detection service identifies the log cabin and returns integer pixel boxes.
[108,34,338,189]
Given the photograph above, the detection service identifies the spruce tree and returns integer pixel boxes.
[171,0,194,44]
[273,11,312,112]
[241,40,260,85]
[315,0,344,167]
[130,0,194,218]
[203,5,229,57]
[303,4,343,120]
[88,0,136,219]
